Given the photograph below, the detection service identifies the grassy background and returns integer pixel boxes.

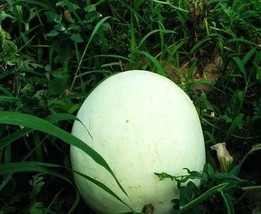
[0,0,261,213]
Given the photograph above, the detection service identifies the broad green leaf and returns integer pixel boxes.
[0,111,128,198]
[0,113,80,150]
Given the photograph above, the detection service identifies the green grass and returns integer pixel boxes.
[0,0,261,213]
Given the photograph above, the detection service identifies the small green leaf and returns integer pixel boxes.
[86,5,96,12]
[70,33,84,43]
[45,30,59,37]
[45,11,61,23]
[29,202,44,214]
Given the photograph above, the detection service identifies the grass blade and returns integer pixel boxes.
[0,113,81,150]
[242,47,257,65]
[220,191,235,214]
[177,183,229,214]
[0,111,128,198]
[13,0,54,10]
[136,50,165,76]
[225,113,244,141]
[232,57,247,81]
[70,16,111,91]
[137,29,174,49]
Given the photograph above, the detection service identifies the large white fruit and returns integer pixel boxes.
[70,70,205,214]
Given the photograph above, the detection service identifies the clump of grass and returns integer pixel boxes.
[0,0,260,213]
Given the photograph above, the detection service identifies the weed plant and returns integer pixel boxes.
[0,0,261,213]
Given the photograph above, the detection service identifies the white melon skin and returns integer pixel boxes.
[70,70,206,214]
